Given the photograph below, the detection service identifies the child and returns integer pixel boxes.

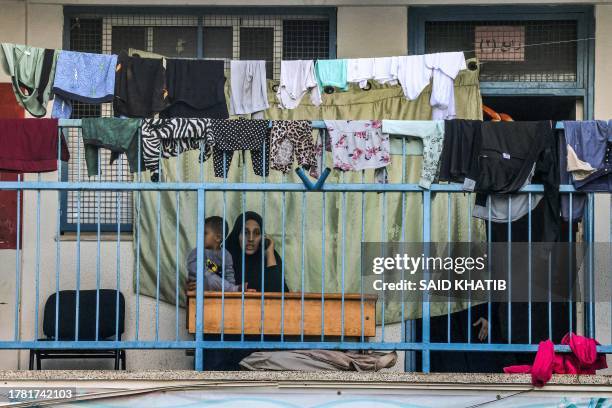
[186,216,242,292]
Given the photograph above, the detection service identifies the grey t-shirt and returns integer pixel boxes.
[186,247,235,285]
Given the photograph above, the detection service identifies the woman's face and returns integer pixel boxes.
[239,219,262,255]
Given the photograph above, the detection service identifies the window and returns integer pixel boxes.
[408,6,594,115]
[424,20,578,83]
[62,8,335,232]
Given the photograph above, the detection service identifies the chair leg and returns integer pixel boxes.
[121,350,126,370]
[29,351,34,370]
[114,351,120,370]
[36,354,42,370]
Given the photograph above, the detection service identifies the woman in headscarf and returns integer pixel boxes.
[201,211,288,370]
[225,211,289,293]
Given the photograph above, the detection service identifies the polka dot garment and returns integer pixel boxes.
[211,118,271,178]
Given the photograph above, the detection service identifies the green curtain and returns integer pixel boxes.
[133,61,485,323]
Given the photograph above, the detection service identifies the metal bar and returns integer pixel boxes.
[194,188,205,371]
[34,176,41,342]
[300,192,306,342]
[5,340,609,352]
[0,181,578,193]
[13,174,21,341]
[422,189,431,373]
[528,193,532,344]
[507,196,512,344]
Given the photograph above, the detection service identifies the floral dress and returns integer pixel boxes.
[323,120,391,183]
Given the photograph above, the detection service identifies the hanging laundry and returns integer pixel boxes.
[381,120,444,189]
[51,50,118,119]
[395,55,432,101]
[504,333,608,387]
[315,59,348,91]
[113,52,169,118]
[211,119,270,178]
[229,60,269,115]
[277,60,322,109]
[438,119,482,184]
[270,120,317,174]
[161,59,228,119]
[81,118,142,177]
[558,133,586,221]
[372,57,398,86]
[0,43,58,117]
[563,120,612,192]
[472,121,560,242]
[140,118,215,182]
[0,119,69,172]
[424,52,466,120]
[472,164,543,222]
[325,120,391,183]
[346,58,374,89]
[311,126,333,179]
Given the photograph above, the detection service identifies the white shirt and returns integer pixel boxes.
[395,55,432,101]
[346,58,374,89]
[277,60,322,110]
[425,52,466,120]
[372,57,398,86]
[230,60,269,115]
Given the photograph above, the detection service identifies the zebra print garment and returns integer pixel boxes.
[140,118,215,181]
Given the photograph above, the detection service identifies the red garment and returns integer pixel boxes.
[503,333,608,387]
[0,119,69,172]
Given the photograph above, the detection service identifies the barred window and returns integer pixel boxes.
[62,11,332,232]
[424,20,578,83]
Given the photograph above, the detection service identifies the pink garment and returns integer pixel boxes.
[503,333,608,387]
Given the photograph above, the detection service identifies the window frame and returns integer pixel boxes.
[407,5,595,119]
[60,6,337,233]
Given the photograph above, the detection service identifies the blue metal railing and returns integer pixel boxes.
[0,119,610,373]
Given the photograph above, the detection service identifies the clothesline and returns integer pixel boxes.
[57,119,566,129]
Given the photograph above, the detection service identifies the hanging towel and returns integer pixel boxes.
[372,57,399,86]
[0,119,69,172]
[425,52,466,120]
[210,118,270,178]
[113,52,169,118]
[381,120,444,189]
[52,50,118,119]
[315,59,348,91]
[346,58,374,89]
[277,60,322,110]
[563,120,612,192]
[161,59,228,119]
[395,55,432,101]
[229,60,269,115]
[325,120,391,183]
[81,118,142,177]
[270,120,317,174]
[0,43,58,117]
[140,118,215,182]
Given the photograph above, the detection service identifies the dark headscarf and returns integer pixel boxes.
[225,211,287,292]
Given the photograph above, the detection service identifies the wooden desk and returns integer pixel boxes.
[186,291,378,337]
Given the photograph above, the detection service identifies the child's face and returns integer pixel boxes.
[204,226,221,250]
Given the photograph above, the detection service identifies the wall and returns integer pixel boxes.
[337,6,407,58]
[593,4,612,373]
